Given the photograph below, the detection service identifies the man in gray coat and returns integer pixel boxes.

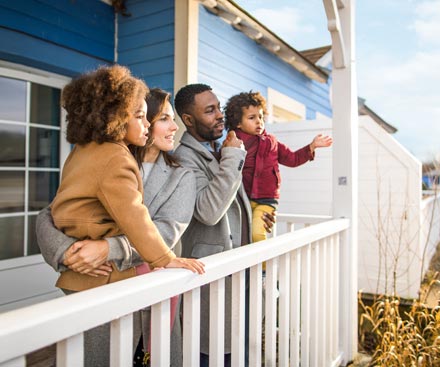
[174,84,274,366]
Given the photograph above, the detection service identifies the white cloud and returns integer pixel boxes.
[249,7,315,44]
[411,1,440,45]
[357,49,440,161]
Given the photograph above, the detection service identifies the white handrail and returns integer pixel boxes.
[0,218,349,366]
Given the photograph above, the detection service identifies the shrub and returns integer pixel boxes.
[359,293,440,366]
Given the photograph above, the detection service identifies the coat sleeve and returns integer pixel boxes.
[97,154,175,268]
[36,206,143,272]
[36,206,75,272]
[277,140,314,168]
[177,146,246,226]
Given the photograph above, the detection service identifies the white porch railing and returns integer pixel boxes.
[0,217,350,367]
[420,191,440,277]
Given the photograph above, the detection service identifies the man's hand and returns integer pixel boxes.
[63,240,111,277]
[262,210,276,233]
[222,130,244,150]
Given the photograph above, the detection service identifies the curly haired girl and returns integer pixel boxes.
[51,65,204,293]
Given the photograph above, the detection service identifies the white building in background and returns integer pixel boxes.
[269,47,440,299]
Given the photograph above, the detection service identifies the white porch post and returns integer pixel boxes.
[324,0,358,364]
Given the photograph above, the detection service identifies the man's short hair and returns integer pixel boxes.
[174,83,212,119]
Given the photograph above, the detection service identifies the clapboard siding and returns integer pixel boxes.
[197,5,331,115]
[267,121,333,216]
[268,116,422,298]
[0,256,63,313]
[0,27,108,77]
[0,0,114,74]
[118,0,174,91]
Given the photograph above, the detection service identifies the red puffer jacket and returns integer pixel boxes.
[235,129,314,200]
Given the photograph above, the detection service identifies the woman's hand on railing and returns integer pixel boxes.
[165,257,205,274]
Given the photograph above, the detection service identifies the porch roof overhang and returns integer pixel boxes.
[300,45,332,65]
[358,97,398,134]
[198,0,329,84]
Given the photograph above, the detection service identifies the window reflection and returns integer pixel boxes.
[0,216,24,260]
[0,77,26,122]
[30,83,61,127]
[27,215,40,256]
[0,123,26,166]
[28,171,59,211]
[0,171,25,213]
[29,127,60,168]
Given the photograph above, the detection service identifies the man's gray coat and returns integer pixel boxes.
[174,132,252,355]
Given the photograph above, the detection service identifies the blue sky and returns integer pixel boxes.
[235,0,440,163]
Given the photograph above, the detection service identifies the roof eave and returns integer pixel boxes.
[199,0,329,83]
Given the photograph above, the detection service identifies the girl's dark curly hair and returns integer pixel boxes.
[224,91,267,130]
[130,88,180,168]
[62,65,149,145]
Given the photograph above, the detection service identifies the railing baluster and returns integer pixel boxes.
[310,241,319,367]
[320,238,328,365]
[249,263,263,367]
[210,278,225,366]
[231,271,246,367]
[328,234,335,360]
[278,253,290,367]
[290,249,301,367]
[334,233,341,361]
[0,357,25,367]
[57,333,84,367]
[151,299,170,367]
[110,313,133,367]
[265,258,278,366]
[301,244,311,367]
[183,288,201,367]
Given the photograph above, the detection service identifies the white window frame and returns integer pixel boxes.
[0,61,70,268]
[266,87,306,124]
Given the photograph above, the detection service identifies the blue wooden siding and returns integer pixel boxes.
[197,6,332,117]
[0,0,114,76]
[118,0,175,93]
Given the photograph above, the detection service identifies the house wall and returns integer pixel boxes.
[118,0,175,91]
[196,5,332,116]
[0,0,116,312]
[268,115,422,299]
[0,0,114,76]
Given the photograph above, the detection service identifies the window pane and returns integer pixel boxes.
[29,127,60,168]
[0,77,26,121]
[0,171,25,213]
[0,123,26,166]
[0,216,24,260]
[27,214,40,255]
[30,83,61,127]
[28,171,59,211]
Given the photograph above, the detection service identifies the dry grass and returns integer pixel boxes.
[359,293,440,366]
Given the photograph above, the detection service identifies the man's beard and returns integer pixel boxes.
[194,120,223,141]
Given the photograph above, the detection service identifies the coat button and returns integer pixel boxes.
[230,234,233,240]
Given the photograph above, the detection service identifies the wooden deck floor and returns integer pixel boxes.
[26,344,56,367]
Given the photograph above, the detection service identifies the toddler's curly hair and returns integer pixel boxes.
[62,65,149,145]
[224,91,267,130]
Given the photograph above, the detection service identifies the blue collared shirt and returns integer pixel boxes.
[200,140,222,153]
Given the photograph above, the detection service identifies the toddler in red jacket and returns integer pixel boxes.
[224,91,332,243]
